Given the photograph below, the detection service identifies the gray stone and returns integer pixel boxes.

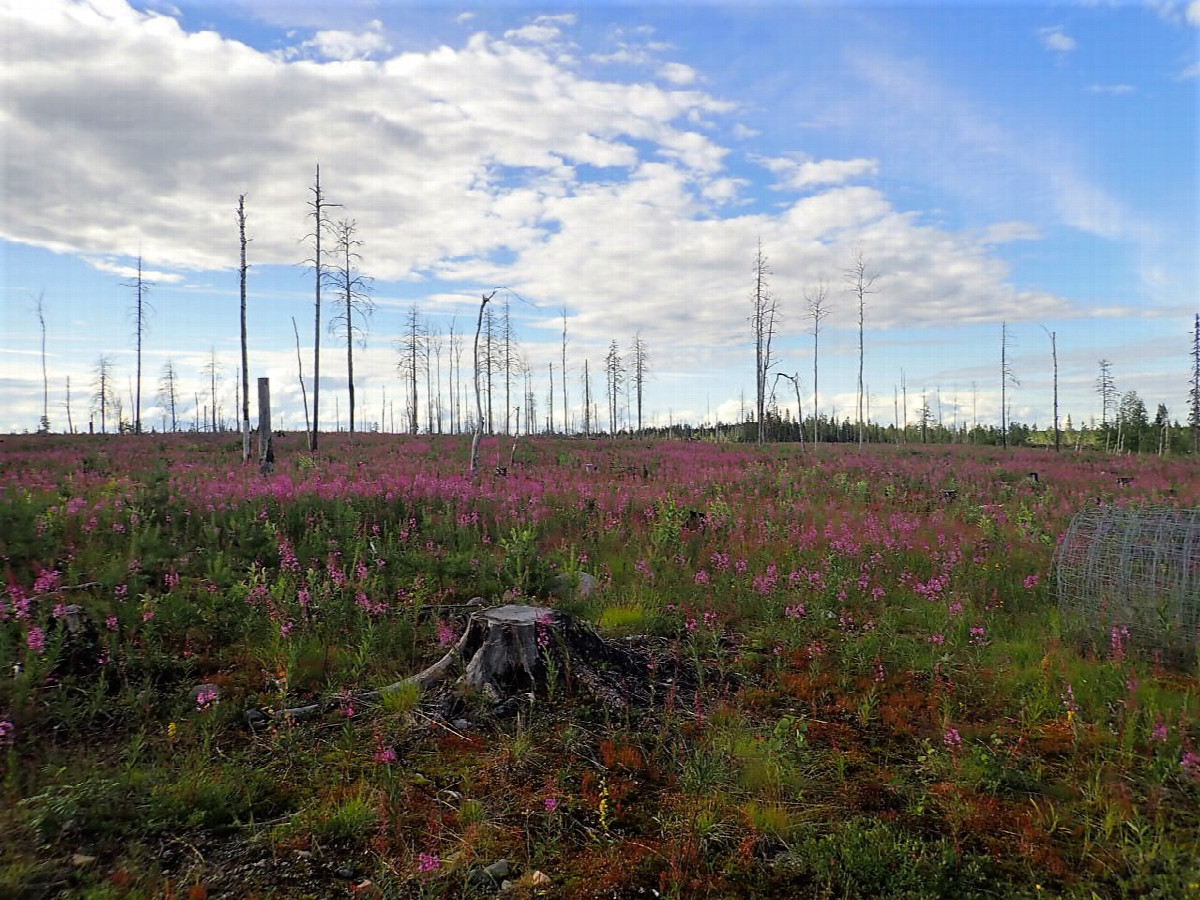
[485,858,511,879]
[548,571,598,601]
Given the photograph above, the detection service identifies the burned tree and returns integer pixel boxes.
[123,257,154,435]
[804,281,829,443]
[749,240,779,445]
[1001,323,1019,448]
[630,331,649,433]
[303,164,340,452]
[91,355,113,434]
[397,304,426,434]
[844,248,876,449]
[158,360,180,432]
[237,195,251,461]
[35,291,49,433]
[326,218,374,437]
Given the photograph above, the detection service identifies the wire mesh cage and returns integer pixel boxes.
[1056,505,1200,663]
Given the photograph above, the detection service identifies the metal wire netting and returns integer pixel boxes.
[1056,505,1200,661]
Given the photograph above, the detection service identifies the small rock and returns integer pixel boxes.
[71,853,97,867]
[484,858,510,879]
[296,850,312,860]
[500,880,514,893]
[335,865,355,880]
[549,571,598,601]
[529,870,551,888]
[451,718,471,731]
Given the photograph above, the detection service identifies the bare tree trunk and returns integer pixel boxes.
[292,316,310,436]
[36,291,49,433]
[64,376,74,434]
[257,377,274,474]
[469,291,496,478]
[238,195,251,461]
[561,306,569,434]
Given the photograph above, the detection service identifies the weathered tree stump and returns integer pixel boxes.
[249,604,676,727]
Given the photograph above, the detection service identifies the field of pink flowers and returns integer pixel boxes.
[1,432,1198,899]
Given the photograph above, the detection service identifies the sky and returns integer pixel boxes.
[1,0,1198,435]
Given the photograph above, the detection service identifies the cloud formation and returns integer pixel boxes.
[1038,26,1078,52]
[0,0,1083,365]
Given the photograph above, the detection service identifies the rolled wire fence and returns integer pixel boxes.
[1056,505,1200,666]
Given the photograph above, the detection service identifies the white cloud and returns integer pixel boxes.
[1180,61,1200,79]
[88,258,186,283]
[455,12,475,25]
[297,19,389,61]
[1088,83,1135,94]
[1190,0,1200,25]
[504,24,564,45]
[0,0,1090,416]
[659,62,697,85]
[755,154,879,190]
[980,221,1041,244]
[1038,26,1077,52]
[731,123,760,140]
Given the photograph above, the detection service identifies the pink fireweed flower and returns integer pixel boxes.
[164,571,180,590]
[969,625,987,645]
[280,621,294,638]
[784,603,806,620]
[436,620,459,648]
[374,744,397,764]
[1023,573,1040,590]
[1182,751,1200,783]
[634,559,654,580]
[0,719,14,744]
[703,610,717,629]
[1110,625,1130,661]
[114,584,128,600]
[874,660,886,684]
[1151,716,1169,742]
[544,797,559,813]
[417,852,441,875]
[943,728,963,750]
[33,569,61,595]
[196,686,220,711]
[928,633,945,646]
[1062,684,1079,719]
[106,614,119,632]
[26,627,46,655]
[693,569,710,586]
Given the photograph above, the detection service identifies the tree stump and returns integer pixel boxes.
[249,604,678,726]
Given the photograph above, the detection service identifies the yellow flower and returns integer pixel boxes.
[599,777,612,831]
[167,721,178,742]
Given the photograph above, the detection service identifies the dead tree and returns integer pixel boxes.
[749,240,779,445]
[844,248,876,449]
[1042,326,1060,452]
[91,355,112,434]
[773,371,805,450]
[303,164,340,453]
[630,331,649,433]
[397,304,426,434]
[158,360,179,432]
[238,195,251,461]
[1096,358,1117,452]
[292,316,310,436]
[202,349,221,433]
[326,218,373,437]
[35,291,49,433]
[1001,323,1019,448]
[1189,313,1199,454]
[804,281,829,443]
[561,305,570,434]
[123,257,153,435]
[469,291,497,478]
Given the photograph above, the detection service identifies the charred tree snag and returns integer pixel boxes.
[248,604,684,727]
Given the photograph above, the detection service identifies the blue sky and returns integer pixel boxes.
[1,0,1197,434]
